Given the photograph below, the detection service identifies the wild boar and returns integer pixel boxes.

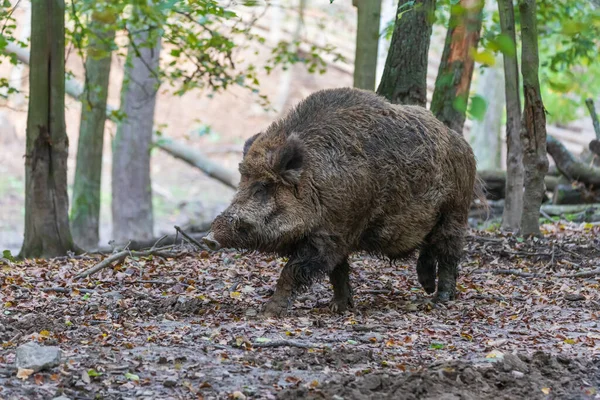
[203,87,478,317]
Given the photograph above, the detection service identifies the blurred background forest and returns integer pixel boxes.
[0,0,598,255]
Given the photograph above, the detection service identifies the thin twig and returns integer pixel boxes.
[41,287,95,294]
[74,246,184,279]
[151,234,169,250]
[174,225,207,250]
[560,268,600,279]
[475,269,546,278]
[252,340,327,349]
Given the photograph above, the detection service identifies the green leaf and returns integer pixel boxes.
[430,342,444,350]
[125,372,140,381]
[489,34,516,57]
[469,95,488,121]
[472,49,496,66]
[2,250,15,262]
[452,96,468,114]
[87,369,103,377]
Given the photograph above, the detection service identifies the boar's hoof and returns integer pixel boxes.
[433,290,456,303]
[329,298,354,314]
[259,300,288,318]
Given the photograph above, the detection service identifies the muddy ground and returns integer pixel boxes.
[1,225,600,399]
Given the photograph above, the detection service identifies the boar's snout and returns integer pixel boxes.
[202,231,221,251]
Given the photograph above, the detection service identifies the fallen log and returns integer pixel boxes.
[547,135,600,186]
[477,170,558,200]
[4,42,239,190]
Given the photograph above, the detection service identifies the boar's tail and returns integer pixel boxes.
[472,175,490,220]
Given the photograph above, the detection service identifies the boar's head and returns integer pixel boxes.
[203,132,316,253]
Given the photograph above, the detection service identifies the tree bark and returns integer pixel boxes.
[585,98,600,140]
[519,0,548,237]
[470,60,504,170]
[376,0,436,106]
[112,28,162,244]
[352,0,382,90]
[498,0,524,232]
[20,0,78,258]
[430,0,484,133]
[71,13,115,251]
[5,41,239,191]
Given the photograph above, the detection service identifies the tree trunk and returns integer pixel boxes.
[376,0,436,106]
[273,0,305,115]
[470,60,504,170]
[430,0,484,133]
[498,0,524,232]
[519,0,548,237]
[375,0,397,88]
[20,0,78,258]
[111,28,162,244]
[71,14,115,251]
[352,0,382,90]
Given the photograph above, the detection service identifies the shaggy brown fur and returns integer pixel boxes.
[204,87,477,317]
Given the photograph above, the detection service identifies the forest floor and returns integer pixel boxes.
[1,224,600,400]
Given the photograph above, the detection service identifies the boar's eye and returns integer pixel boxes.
[251,182,271,202]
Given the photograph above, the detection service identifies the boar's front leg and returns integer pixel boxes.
[260,260,298,318]
[328,260,354,313]
[261,239,346,318]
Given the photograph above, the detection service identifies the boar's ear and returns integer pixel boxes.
[243,133,261,158]
[273,134,304,185]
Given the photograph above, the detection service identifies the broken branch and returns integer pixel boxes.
[75,246,185,279]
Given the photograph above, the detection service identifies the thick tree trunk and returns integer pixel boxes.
[5,41,239,191]
[71,14,115,251]
[111,29,162,244]
[273,0,305,114]
[498,0,524,232]
[470,60,504,170]
[430,0,484,133]
[375,0,397,88]
[519,0,548,236]
[376,0,436,106]
[20,0,78,258]
[352,0,382,90]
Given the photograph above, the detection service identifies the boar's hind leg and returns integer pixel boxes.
[329,260,354,313]
[416,246,437,295]
[428,212,466,302]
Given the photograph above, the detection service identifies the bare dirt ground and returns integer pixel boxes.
[1,224,600,399]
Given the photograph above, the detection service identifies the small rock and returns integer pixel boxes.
[245,308,258,317]
[359,333,383,343]
[16,341,61,372]
[103,291,123,300]
[163,376,178,388]
[565,293,585,301]
[362,375,382,390]
[232,391,247,399]
[511,370,525,379]
[502,353,529,373]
